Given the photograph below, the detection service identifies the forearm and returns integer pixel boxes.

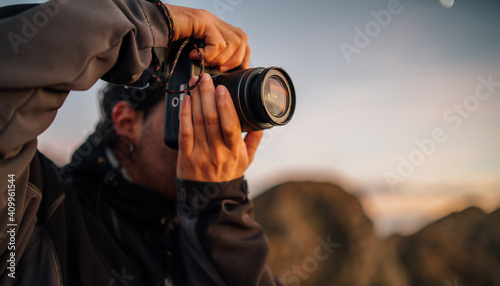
[0,0,169,90]
[176,177,279,286]
[0,0,171,157]
[0,0,171,172]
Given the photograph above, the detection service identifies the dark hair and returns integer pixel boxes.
[98,83,164,147]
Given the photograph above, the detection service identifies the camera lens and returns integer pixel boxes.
[263,75,289,118]
[212,67,295,132]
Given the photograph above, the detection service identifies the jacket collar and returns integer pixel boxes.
[63,130,176,228]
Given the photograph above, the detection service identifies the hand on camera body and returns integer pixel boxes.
[176,74,263,182]
[167,5,250,71]
[165,6,262,182]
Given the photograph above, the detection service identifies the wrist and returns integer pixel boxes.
[147,0,175,46]
[165,4,196,42]
[176,176,248,206]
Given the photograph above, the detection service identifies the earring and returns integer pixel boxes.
[128,142,135,153]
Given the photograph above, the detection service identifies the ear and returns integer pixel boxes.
[112,101,143,143]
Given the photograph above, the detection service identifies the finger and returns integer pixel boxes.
[215,85,242,150]
[178,95,194,153]
[188,45,226,67]
[244,131,263,163]
[189,27,226,64]
[218,40,247,72]
[242,44,251,70]
[189,76,209,148]
[218,30,248,71]
[199,74,225,148]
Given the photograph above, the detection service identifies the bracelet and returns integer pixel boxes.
[148,0,175,48]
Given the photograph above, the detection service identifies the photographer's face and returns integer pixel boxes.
[117,98,179,200]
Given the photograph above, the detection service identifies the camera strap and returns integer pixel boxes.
[158,38,205,94]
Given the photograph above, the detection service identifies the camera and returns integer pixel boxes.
[160,40,296,149]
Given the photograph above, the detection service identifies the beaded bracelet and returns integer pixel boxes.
[148,0,175,48]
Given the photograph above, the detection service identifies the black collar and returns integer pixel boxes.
[63,130,176,229]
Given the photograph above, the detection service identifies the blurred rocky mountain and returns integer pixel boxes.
[396,206,500,286]
[253,181,500,286]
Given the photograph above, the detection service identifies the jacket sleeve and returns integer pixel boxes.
[176,177,282,286]
[0,0,169,275]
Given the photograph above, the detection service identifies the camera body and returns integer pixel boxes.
[162,40,296,149]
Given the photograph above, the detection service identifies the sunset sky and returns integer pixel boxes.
[38,0,500,236]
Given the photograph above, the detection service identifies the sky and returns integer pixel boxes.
[38,0,500,236]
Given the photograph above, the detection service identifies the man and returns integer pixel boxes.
[0,0,279,285]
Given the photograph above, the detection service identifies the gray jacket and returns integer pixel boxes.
[0,1,279,285]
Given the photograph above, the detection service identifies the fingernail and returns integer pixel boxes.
[216,85,226,96]
[201,73,211,82]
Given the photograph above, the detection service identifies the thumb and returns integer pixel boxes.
[244,131,263,163]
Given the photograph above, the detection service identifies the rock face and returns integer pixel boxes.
[253,181,409,286]
[395,207,500,286]
[253,181,500,286]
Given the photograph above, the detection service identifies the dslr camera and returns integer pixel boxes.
[150,39,296,149]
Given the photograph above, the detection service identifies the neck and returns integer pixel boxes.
[113,147,178,201]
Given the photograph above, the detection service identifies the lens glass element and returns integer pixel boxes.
[263,75,289,117]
